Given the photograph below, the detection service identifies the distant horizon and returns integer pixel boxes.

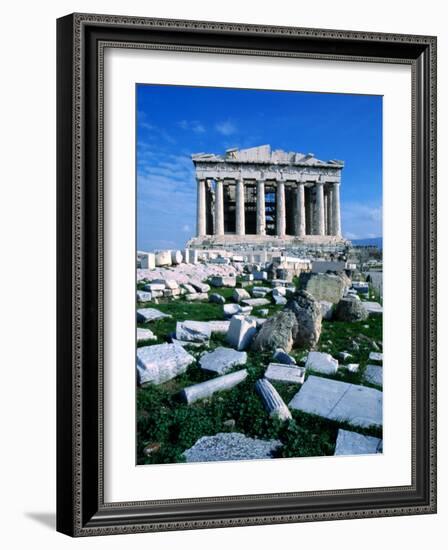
[137,85,382,251]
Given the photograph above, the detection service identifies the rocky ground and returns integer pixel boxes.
[136,262,383,465]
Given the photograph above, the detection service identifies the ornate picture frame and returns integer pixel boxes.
[56,13,437,536]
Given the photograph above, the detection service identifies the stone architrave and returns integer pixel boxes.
[289,375,383,428]
[180,369,248,404]
[334,429,382,456]
[199,347,247,375]
[137,343,195,385]
[226,315,257,350]
[255,379,292,421]
[265,363,305,384]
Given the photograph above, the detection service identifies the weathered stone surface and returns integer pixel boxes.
[265,363,305,384]
[346,363,360,373]
[285,290,322,348]
[209,293,226,304]
[210,276,236,288]
[304,273,346,303]
[164,279,179,290]
[334,296,369,322]
[137,290,152,302]
[369,352,383,363]
[226,315,257,351]
[199,347,247,374]
[207,320,230,334]
[305,351,338,374]
[170,250,183,265]
[163,288,181,297]
[289,375,383,428]
[334,429,382,455]
[191,281,211,293]
[185,292,209,302]
[232,288,251,303]
[364,365,383,387]
[137,251,155,270]
[363,301,383,315]
[137,308,171,323]
[137,327,157,342]
[144,283,165,292]
[241,298,270,307]
[223,303,252,317]
[273,295,287,305]
[252,286,271,298]
[256,379,292,421]
[137,343,195,385]
[319,300,334,320]
[155,250,172,267]
[252,310,298,353]
[176,321,211,344]
[351,281,369,294]
[183,432,282,462]
[273,348,297,365]
[180,369,248,404]
[253,271,268,281]
[182,284,197,294]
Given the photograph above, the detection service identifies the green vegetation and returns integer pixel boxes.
[136,289,383,464]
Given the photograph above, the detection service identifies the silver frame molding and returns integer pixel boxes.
[56,13,437,537]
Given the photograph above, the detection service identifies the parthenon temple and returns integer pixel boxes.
[188,145,346,250]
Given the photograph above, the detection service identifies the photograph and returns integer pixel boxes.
[135,84,384,465]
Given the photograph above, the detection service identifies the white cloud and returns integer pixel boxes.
[215,120,237,136]
[341,202,382,240]
[178,119,206,134]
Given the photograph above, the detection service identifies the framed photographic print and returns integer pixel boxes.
[56,13,437,536]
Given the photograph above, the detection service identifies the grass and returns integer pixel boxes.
[136,286,383,464]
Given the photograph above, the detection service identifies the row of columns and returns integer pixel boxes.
[197,178,341,238]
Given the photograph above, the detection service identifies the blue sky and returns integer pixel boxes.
[137,85,382,251]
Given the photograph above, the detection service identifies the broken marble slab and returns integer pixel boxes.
[226,315,257,351]
[136,290,152,302]
[364,364,383,387]
[190,281,211,293]
[180,369,248,404]
[265,363,305,385]
[334,429,382,455]
[176,320,211,344]
[223,303,253,318]
[368,352,383,363]
[182,284,197,294]
[199,347,247,375]
[144,283,165,292]
[232,288,251,303]
[207,320,230,334]
[255,378,292,421]
[272,348,297,365]
[210,276,236,288]
[185,292,209,302]
[137,343,195,385]
[305,351,339,375]
[183,432,282,462]
[289,375,383,428]
[241,298,271,307]
[137,308,172,323]
[363,301,383,315]
[136,327,157,342]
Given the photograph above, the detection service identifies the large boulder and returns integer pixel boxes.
[334,296,369,322]
[285,290,322,349]
[251,310,298,353]
[304,273,346,303]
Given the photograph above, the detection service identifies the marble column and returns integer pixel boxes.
[214,178,224,236]
[315,180,325,236]
[276,180,286,237]
[294,181,306,237]
[331,182,342,237]
[196,178,206,236]
[324,190,329,235]
[327,186,333,235]
[256,179,266,236]
[236,177,245,235]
